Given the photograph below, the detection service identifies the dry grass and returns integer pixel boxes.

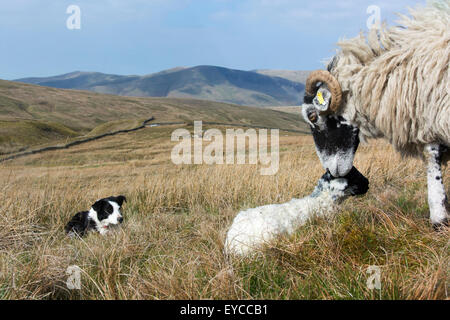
[0,125,448,300]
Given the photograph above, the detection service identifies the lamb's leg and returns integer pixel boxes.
[424,144,449,228]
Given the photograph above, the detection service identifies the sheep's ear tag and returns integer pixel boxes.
[313,88,331,112]
[316,91,325,105]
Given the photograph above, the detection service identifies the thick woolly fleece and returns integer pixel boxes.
[330,1,449,158]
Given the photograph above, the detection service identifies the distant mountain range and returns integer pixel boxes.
[15,66,310,107]
[252,69,311,84]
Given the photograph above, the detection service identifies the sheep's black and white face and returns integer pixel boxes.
[302,89,360,178]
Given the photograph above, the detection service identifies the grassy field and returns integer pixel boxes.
[0,124,448,300]
[0,120,79,155]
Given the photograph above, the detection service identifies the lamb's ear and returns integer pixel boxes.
[344,166,369,196]
[116,195,127,207]
[313,87,332,113]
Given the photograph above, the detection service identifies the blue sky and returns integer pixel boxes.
[1,0,426,80]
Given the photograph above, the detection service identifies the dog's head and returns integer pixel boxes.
[89,195,127,233]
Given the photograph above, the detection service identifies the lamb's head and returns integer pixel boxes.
[302,69,359,178]
[312,166,369,201]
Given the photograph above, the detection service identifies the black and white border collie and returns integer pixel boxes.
[65,195,127,237]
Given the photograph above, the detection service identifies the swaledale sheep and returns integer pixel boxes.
[225,167,369,256]
[301,1,449,227]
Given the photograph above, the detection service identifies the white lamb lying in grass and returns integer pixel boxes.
[225,167,369,256]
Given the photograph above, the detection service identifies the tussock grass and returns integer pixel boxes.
[0,126,448,300]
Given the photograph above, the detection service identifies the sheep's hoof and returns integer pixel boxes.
[432,218,449,232]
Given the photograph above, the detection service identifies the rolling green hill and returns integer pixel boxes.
[0,120,78,154]
[16,66,305,107]
[0,79,308,154]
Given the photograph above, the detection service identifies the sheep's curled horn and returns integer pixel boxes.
[305,70,343,114]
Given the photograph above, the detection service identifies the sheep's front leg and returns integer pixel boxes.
[424,144,449,228]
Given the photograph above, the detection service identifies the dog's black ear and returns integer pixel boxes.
[116,195,127,207]
[92,199,111,220]
[92,199,105,213]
